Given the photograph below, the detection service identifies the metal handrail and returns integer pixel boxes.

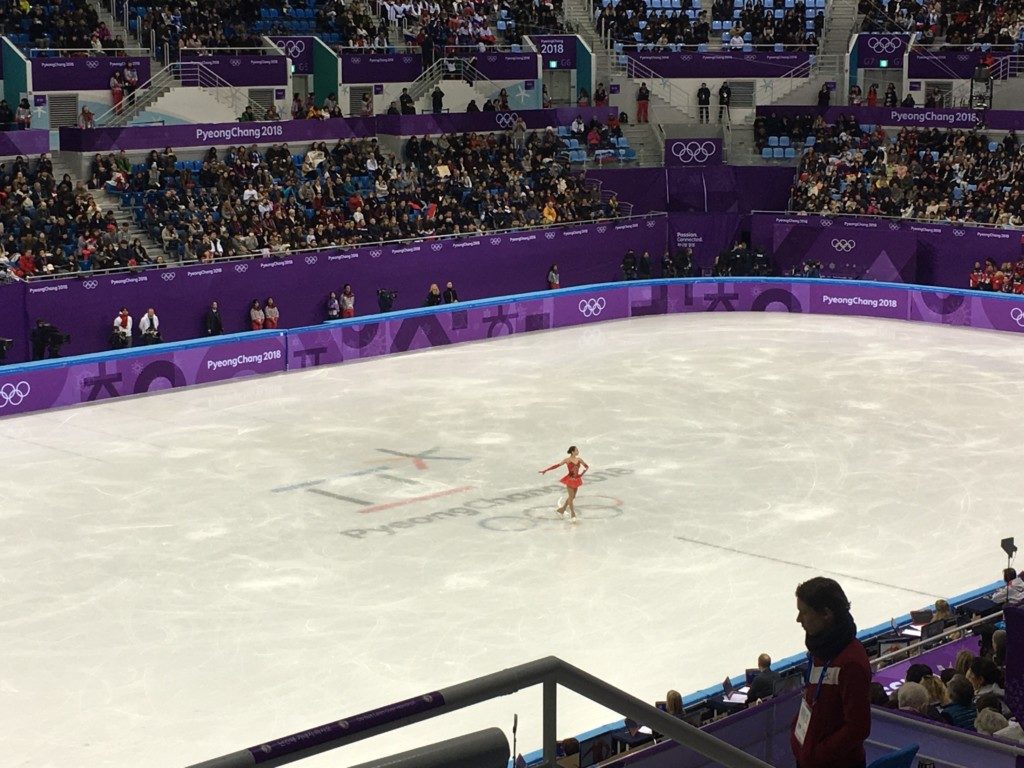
[405,58,500,103]
[186,656,772,768]
[869,611,1002,672]
[25,212,661,281]
[93,61,269,127]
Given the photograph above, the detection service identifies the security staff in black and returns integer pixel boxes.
[697,82,711,124]
[718,83,731,123]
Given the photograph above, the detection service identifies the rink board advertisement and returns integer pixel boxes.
[6,278,1024,417]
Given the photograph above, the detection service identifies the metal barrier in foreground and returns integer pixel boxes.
[186,656,773,768]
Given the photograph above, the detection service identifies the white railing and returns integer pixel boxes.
[94,61,269,127]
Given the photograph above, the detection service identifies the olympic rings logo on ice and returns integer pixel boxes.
[0,381,30,408]
[545,231,557,240]
[831,238,855,252]
[161,271,175,281]
[952,229,966,237]
[86,59,99,68]
[866,36,902,53]
[275,40,306,57]
[369,249,382,257]
[304,255,318,265]
[430,243,444,251]
[669,140,716,164]
[234,263,248,273]
[579,297,606,317]
[490,237,502,245]
[1011,307,1024,327]
[83,280,98,290]
[495,112,520,129]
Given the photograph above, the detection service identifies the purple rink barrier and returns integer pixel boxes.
[0,333,286,417]
[269,36,314,75]
[57,108,615,152]
[872,636,977,694]
[15,216,667,360]
[908,50,1014,79]
[31,56,151,92]
[247,693,446,764]
[664,138,723,167]
[627,51,811,78]
[0,129,49,157]
[750,213,1022,289]
[854,33,910,69]
[178,54,288,86]
[340,52,423,83]
[10,277,1024,418]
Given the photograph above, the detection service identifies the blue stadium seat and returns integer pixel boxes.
[779,136,790,147]
[804,136,815,147]
[743,31,751,40]
[743,43,753,51]
[774,42,784,50]
[712,20,722,29]
[866,745,919,768]
[784,147,796,158]
[774,8,783,17]
[989,141,1000,151]
[761,147,774,159]
[768,136,779,147]
[721,32,730,41]
[772,147,785,158]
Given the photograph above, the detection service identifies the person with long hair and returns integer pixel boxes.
[539,445,589,522]
[791,577,871,768]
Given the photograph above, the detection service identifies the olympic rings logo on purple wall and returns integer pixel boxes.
[669,140,717,164]
[831,238,856,252]
[0,381,30,408]
[866,36,903,53]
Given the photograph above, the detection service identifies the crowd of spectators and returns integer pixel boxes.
[0,153,156,281]
[0,0,132,54]
[598,0,821,51]
[858,0,1024,49]
[134,0,268,61]
[80,130,618,270]
[775,113,1024,225]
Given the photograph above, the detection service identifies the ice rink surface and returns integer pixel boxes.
[1,312,1022,768]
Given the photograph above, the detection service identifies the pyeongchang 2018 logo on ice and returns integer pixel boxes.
[821,294,898,310]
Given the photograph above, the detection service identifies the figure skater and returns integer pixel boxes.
[540,446,589,522]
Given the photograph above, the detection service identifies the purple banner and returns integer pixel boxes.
[340,53,422,84]
[908,50,1013,79]
[530,35,578,69]
[665,138,722,167]
[469,52,538,81]
[667,166,795,212]
[0,334,286,417]
[751,213,1020,289]
[31,56,151,92]
[628,51,811,78]
[59,117,375,152]
[375,106,615,136]
[179,54,287,86]
[11,217,666,361]
[873,636,977,694]
[854,33,910,69]
[669,212,743,270]
[756,105,1008,130]
[0,129,49,157]
[269,36,314,75]
[1005,605,1024,726]
[14,278,1024,418]
[769,215,918,282]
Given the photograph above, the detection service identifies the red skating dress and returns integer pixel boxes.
[560,461,583,489]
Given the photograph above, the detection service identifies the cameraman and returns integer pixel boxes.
[139,307,162,345]
[110,307,133,349]
[30,319,66,360]
[377,288,396,313]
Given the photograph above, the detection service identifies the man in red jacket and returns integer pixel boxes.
[791,577,871,768]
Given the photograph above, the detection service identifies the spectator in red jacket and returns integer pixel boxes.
[791,577,871,768]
